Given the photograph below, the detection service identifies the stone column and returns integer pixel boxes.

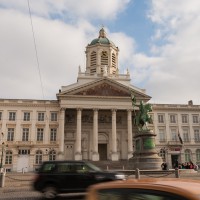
[75,108,82,160]
[127,109,133,159]
[58,108,65,160]
[111,109,119,161]
[92,109,99,161]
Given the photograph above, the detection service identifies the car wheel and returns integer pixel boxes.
[43,185,57,199]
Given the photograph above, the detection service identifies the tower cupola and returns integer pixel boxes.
[85,28,119,76]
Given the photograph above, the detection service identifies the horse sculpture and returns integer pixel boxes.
[131,93,153,131]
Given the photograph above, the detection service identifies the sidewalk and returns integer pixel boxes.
[0,172,35,193]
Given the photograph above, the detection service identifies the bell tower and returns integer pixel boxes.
[85,28,119,76]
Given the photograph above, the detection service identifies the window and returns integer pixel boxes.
[49,150,56,161]
[159,149,166,161]
[185,149,191,162]
[50,128,57,141]
[51,112,57,121]
[90,51,96,67]
[158,114,164,123]
[22,128,29,141]
[35,150,43,164]
[196,149,200,161]
[9,112,16,121]
[90,51,97,74]
[171,129,177,141]
[193,115,199,123]
[37,128,44,141]
[183,129,189,142]
[182,115,188,123]
[158,129,165,142]
[194,129,200,142]
[0,112,2,120]
[7,128,14,141]
[112,53,116,69]
[101,51,108,67]
[38,112,45,121]
[170,115,176,123]
[18,149,30,155]
[23,112,30,121]
[5,150,12,164]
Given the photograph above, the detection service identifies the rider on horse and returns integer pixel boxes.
[131,93,153,131]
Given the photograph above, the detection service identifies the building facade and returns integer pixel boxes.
[0,28,200,172]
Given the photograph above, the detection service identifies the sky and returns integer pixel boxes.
[0,0,200,104]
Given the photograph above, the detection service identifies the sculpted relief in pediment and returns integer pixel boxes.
[76,83,130,97]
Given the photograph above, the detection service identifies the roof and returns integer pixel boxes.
[89,28,116,46]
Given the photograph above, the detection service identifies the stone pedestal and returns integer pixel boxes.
[129,130,163,170]
[111,152,119,161]
[92,152,99,161]
[75,152,82,160]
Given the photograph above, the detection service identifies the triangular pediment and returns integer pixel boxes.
[58,78,151,100]
[76,82,130,96]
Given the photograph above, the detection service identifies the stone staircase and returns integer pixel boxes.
[90,160,130,170]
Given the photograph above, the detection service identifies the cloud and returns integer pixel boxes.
[1,0,200,106]
[139,0,200,104]
[0,0,130,21]
[0,0,131,100]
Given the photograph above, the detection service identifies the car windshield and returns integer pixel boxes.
[86,162,102,172]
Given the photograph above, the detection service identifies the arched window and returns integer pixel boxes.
[5,150,12,164]
[185,149,191,162]
[49,150,56,161]
[35,150,43,164]
[196,149,200,161]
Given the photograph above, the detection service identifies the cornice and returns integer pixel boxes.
[152,104,200,112]
[0,102,60,108]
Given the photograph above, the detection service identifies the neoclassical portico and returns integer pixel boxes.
[58,107,137,161]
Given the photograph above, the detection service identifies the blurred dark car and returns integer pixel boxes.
[86,178,200,200]
[33,160,125,199]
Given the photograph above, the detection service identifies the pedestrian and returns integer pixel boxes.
[161,162,167,170]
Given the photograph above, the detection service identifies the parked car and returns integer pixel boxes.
[85,178,200,200]
[33,160,126,199]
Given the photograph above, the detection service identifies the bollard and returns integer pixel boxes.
[175,168,180,178]
[0,172,5,187]
[135,168,140,179]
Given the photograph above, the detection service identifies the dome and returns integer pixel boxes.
[89,28,116,47]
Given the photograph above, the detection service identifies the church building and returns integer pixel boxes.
[0,28,200,171]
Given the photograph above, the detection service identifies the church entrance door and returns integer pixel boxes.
[98,144,107,160]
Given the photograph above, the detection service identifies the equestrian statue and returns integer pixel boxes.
[131,92,153,131]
